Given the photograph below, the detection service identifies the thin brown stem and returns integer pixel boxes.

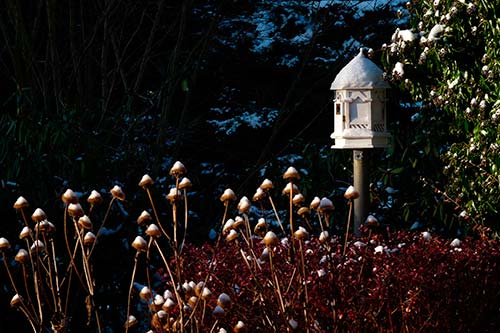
[125,251,140,333]
[343,201,353,256]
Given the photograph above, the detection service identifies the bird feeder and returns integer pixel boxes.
[330,48,391,149]
[329,48,391,237]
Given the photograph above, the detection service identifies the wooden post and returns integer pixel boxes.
[353,149,369,237]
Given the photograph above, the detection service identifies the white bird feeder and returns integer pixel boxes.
[330,48,391,149]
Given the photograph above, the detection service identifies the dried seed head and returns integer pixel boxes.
[154,294,165,309]
[188,296,198,307]
[319,230,330,243]
[213,305,225,318]
[30,240,45,252]
[35,220,55,235]
[260,247,270,261]
[200,287,212,300]
[68,203,84,218]
[318,197,334,213]
[10,294,23,308]
[220,188,237,203]
[140,286,153,300]
[83,232,96,246]
[218,328,228,333]
[131,236,148,252]
[0,237,11,251]
[146,224,161,238]
[162,298,176,313]
[170,161,187,177]
[344,185,360,200]
[233,320,247,333]
[137,210,152,226]
[226,229,238,243]
[282,183,299,196]
[365,215,380,227]
[31,208,47,222]
[87,190,103,205]
[233,216,245,229]
[13,196,29,209]
[166,188,182,203]
[283,166,300,182]
[259,179,274,191]
[252,188,266,202]
[293,226,309,241]
[254,218,267,236]
[178,177,192,190]
[15,249,29,264]
[237,196,251,214]
[19,227,32,240]
[217,293,232,308]
[297,207,310,216]
[110,185,125,201]
[194,281,206,297]
[310,196,321,210]
[223,219,235,235]
[139,174,155,188]
[62,189,78,204]
[124,315,137,328]
[182,281,193,296]
[263,231,278,247]
[78,215,93,230]
[292,193,305,206]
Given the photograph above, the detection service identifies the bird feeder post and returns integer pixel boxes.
[330,48,391,236]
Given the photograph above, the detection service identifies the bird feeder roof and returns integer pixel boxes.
[331,49,390,90]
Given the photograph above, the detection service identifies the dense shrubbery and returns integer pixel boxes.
[382,0,500,233]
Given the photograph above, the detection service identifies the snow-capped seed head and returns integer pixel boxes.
[68,203,84,218]
[259,179,274,191]
[83,232,96,246]
[220,188,237,203]
[217,293,232,308]
[13,196,29,209]
[131,236,148,252]
[213,305,225,318]
[292,193,305,206]
[78,215,93,230]
[10,294,23,308]
[237,196,251,214]
[19,227,32,240]
[318,197,334,213]
[146,224,161,238]
[35,220,55,235]
[374,245,384,254]
[218,328,228,333]
[252,188,266,202]
[166,188,182,203]
[450,238,462,247]
[137,210,152,226]
[163,298,176,313]
[30,240,45,252]
[223,219,235,235]
[263,231,279,247]
[178,177,193,190]
[282,183,299,196]
[139,174,154,188]
[15,249,29,264]
[293,227,309,241]
[365,215,379,227]
[283,166,300,182]
[289,319,298,330]
[139,286,152,300]
[0,237,11,251]
[110,185,125,201]
[233,320,247,333]
[319,230,329,243]
[154,294,165,307]
[163,289,174,300]
[31,208,47,222]
[61,189,78,204]
[169,161,187,177]
[344,186,360,200]
[226,229,238,243]
[254,218,267,235]
[310,196,321,210]
[422,231,432,241]
[297,206,310,216]
[234,216,245,229]
[124,315,137,328]
[200,287,212,300]
[188,296,198,307]
[87,190,102,205]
